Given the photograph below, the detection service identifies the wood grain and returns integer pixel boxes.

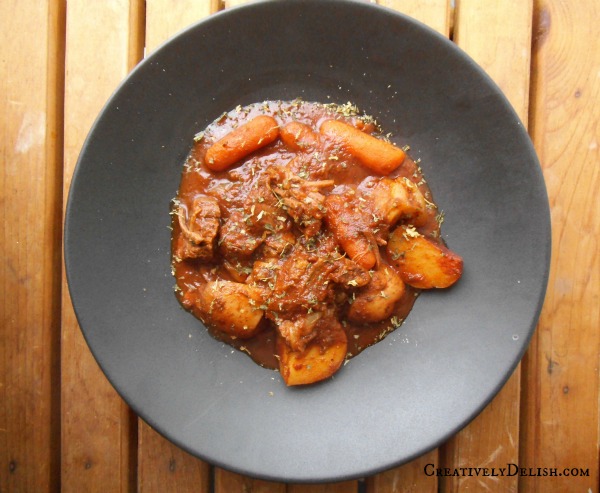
[224,0,253,8]
[453,0,532,120]
[521,0,600,491]
[378,0,451,36]
[288,482,358,493]
[441,374,522,492]
[440,1,533,491]
[0,1,64,491]
[214,468,287,493]
[61,1,144,491]
[145,0,217,54]
[214,472,360,493]
[366,450,438,493]
[138,421,211,492]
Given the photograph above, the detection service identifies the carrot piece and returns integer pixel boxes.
[204,115,279,171]
[325,194,377,270]
[280,121,320,151]
[319,119,405,175]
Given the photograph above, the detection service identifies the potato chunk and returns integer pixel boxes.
[276,324,347,386]
[348,267,405,323]
[370,177,428,227]
[387,226,463,289]
[197,280,264,338]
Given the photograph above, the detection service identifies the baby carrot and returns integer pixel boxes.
[319,119,405,175]
[280,121,320,151]
[325,194,377,270]
[205,115,279,171]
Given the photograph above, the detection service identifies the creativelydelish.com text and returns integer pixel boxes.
[424,463,589,478]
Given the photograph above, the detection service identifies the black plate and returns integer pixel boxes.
[64,0,550,483]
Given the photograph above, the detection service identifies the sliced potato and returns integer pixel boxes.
[348,266,406,323]
[197,280,264,338]
[276,327,347,386]
[387,226,463,289]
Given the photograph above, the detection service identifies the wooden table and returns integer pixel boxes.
[1,0,598,491]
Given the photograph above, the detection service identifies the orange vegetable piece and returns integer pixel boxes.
[280,121,320,151]
[276,327,347,386]
[387,225,463,289]
[204,115,279,171]
[325,194,377,270]
[196,280,264,338]
[319,119,405,175]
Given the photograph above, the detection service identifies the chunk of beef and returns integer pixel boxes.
[219,202,291,259]
[260,230,296,258]
[218,209,263,258]
[259,234,370,312]
[175,195,220,260]
[261,166,333,237]
[276,309,342,352]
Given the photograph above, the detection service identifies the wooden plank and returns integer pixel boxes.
[365,2,450,492]
[61,1,144,491]
[145,0,217,54]
[213,468,287,493]
[138,2,216,491]
[453,0,532,120]
[439,1,533,492]
[288,482,358,493]
[440,374,522,492]
[378,0,450,36]
[224,0,253,8]
[0,1,64,492]
[520,0,600,491]
[137,421,211,492]
[366,450,437,493]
